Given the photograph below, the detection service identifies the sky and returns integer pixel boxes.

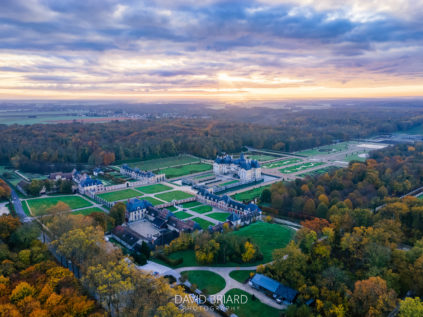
[0,0,423,102]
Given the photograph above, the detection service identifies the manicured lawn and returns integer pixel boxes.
[157,163,212,178]
[97,189,141,202]
[229,270,255,283]
[167,206,178,212]
[122,155,200,170]
[135,183,173,194]
[231,185,270,202]
[262,158,302,169]
[26,196,92,216]
[192,217,215,230]
[228,222,295,263]
[207,212,230,222]
[156,190,194,202]
[153,250,197,268]
[142,196,165,206]
[190,205,213,214]
[224,288,282,317]
[22,201,31,216]
[279,161,325,174]
[219,180,239,186]
[174,211,193,220]
[193,172,214,179]
[181,201,202,208]
[246,154,277,161]
[72,207,104,216]
[181,270,226,294]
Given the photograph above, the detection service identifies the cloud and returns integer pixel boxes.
[0,0,422,100]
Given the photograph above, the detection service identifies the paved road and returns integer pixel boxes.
[174,266,285,310]
[10,188,32,222]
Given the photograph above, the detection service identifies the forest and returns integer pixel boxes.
[257,143,423,316]
[1,106,423,173]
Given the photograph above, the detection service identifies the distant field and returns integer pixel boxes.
[97,189,141,202]
[156,190,194,202]
[142,196,165,206]
[231,185,270,202]
[0,111,112,125]
[135,183,172,194]
[295,141,355,157]
[262,158,302,169]
[279,161,325,174]
[206,212,230,222]
[72,207,104,216]
[173,211,193,219]
[228,222,295,263]
[246,154,277,161]
[192,217,215,229]
[123,155,200,170]
[190,205,213,214]
[157,163,212,178]
[27,196,92,216]
[181,270,226,294]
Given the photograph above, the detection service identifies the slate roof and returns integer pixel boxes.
[111,226,142,248]
[121,164,155,177]
[79,176,103,187]
[214,153,260,170]
[251,274,298,302]
[126,198,153,212]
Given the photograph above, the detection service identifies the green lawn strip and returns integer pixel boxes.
[262,158,302,169]
[180,270,226,294]
[157,163,212,178]
[26,196,93,216]
[190,205,213,214]
[97,189,141,202]
[121,155,200,170]
[231,185,270,202]
[224,288,282,317]
[135,183,173,194]
[152,250,197,268]
[72,207,105,216]
[22,201,31,216]
[206,212,230,222]
[192,217,215,230]
[167,206,178,212]
[279,161,325,174]
[181,201,202,208]
[193,172,214,180]
[229,270,256,283]
[173,211,193,220]
[219,180,239,186]
[156,190,194,202]
[142,196,166,206]
[228,222,295,263]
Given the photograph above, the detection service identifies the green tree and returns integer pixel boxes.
[109,202,127,226]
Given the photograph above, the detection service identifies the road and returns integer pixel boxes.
[10,188,32,222]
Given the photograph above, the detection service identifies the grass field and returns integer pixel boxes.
[156,190,194,202]
[181,201,202,208]
[299,166,337,177]
[229,270,255,283]
[295,141,355,157]
[192,217,215,229]
[219,180,239,186]
[224,288,282,317]
[97,189,141,202]
[262,158,302,169]
[246,154,277,161]
[173,211,192,219]
[122,155,200,170]
[167,206,178,212]
[157,163,212,178]
[181,270,226,294]
[135,183,172,194]
[228,222,295,263]
[190,205,213,214]
[72,207,104,216]
[22,201,31,216]
[142,196,165,206]
[27,196,92,216]
[231,185,270,202]
[279,161,325,174]
[193,172,214,179]
[207,212,230,222]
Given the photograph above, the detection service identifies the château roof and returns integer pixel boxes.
[79,176,103,187]
[126,198,153,212]
[214,153,260,170]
